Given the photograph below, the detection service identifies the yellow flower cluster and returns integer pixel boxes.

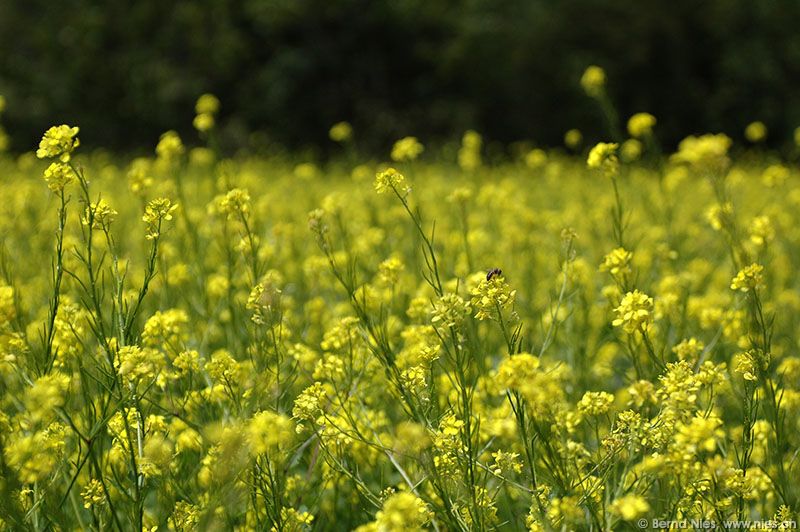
[3,96,800,530]
[36,124,80,162]
[470,274,516,320]
[193,93,220,133]
[390,136,424,162]
[730,263,764,292]
[587,141,619,177]
[600,246,632,279]
[374,167,409,195]
[671,133,732,172]
[612,290,654,333]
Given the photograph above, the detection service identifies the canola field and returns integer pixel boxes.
[0,81,799,531]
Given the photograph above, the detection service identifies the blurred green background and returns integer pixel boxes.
[1,0,799,153]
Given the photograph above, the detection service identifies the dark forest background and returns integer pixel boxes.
[1,0,799,154]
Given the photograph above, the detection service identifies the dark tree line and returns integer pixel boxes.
[1,0,798,153]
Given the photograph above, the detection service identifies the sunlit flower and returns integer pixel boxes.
[37,125,80,162]
[612,290,654,333]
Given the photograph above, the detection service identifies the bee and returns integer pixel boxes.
[486,268,503,281]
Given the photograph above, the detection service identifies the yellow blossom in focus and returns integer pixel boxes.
[142,197,179,239]
[612,290,654,333]
[36,124,80,162]
[470,274,516,321]
[374,167,409,195]
[730,263,764,292]
[81,479,105,509]
[82,199,118,229]
[587,142,619,177]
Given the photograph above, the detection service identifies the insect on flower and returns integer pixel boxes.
[486,268,503,281]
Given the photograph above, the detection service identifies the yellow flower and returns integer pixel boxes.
[612,290,654,333]
[36,124,80,162]
[273,508,314,532]
[620,138,642,161]
[599,247,632,279]
[577,391,614,416]
[195,93,220,115]
[610,494,650,521]
[247,411,295,455]
[627,112,656,138]
[142,198,179,239]
[730,263,764,292]
[458,130,482,171]
[390,136,424,162]
[745,121,767,142]
[374,167,409,194]
[587,142,619,177]
[193,112,215,132]
[216,188,252,219]
[329,121,353,142]
[171,502,200,530]
[377,256,404,285]
[490,450,522,475]
[470,274,516,321]
[127,157,154,196]
[142,308,189,347]
[81,479,105,509]
[82,199,118,229]
[43,162,75,192]
[293,382,327,421]
[564,128,583,149]
[205,349,241,383]
[117,345,163,384]
[673,413,724,453]
[525,148,547,168]
[581,65,606,97]
[0,285,15,326]
[155,130,185,161]
[673,338,704,362]
[671,133,731,172]
[374,492,432,532]
[430,293,470,328]
[749,215,774,246]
